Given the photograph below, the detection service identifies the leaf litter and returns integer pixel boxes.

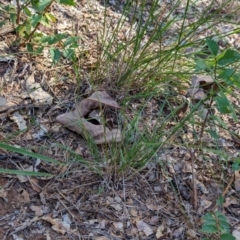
[0,0,240,239]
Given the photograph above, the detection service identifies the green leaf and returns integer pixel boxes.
[202,224,218,234]
[10,13,16,24]
[218,49,240,66]
[25,21,32,34]
[44,12,56,22]
[206,38,219,56]
[32,0,52,12]
[0,168,52,177]
[0,142,64,165]
[63,48,76,60]
[23,7,32,17]
[27,43,34,52]
[218,68,234,80]
[195,59,208,71]
[41,33,68,45]
[30,14,42,28]
[232,158,240,171]
[64,36,79,48]
[215,95,231,114]
[207,129,218,140]
[36,46,44,54]
[50,48,61,63]
[220,233,236,240]
[40,15,50,27]
[16,24,26,36]
[216,195,225,206]
[58,0,76,6]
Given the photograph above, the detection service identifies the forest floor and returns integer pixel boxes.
[0,0,240,239]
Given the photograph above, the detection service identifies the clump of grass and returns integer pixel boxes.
[1,0,240,179]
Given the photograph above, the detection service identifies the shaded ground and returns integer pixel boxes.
[0,0,240,239]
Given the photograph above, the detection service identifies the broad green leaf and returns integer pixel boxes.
[218,49,240,66]
[25,21,32,34]
[31,0,40,10]
[27,43,34,52]
[10,13,16,24]
[36,46,44,54]
[23,7,32,17]
[216,195,225,206]
[202,224,218,234]
[203,213,215,221]
[45,12,56,22]
[0,168,52,177]
[32,0,52,12]
[206,38,219,56]
[215,95,231,114]
[50,48,61,63]
[195,59,208,71]
[232,158,240,171]
[58,0,76,6]
[30,14,42,28]
[220,233,236,240]
[40,15,50,27]
[64,36,79,48]
[0,143,64,165]
[16,24,26,36]
[63,48,76,60]
[41,33,68,44]
[207,129,218,140]
[218,68,234,80]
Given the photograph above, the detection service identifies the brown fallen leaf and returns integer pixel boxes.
[187,75,222,100]
[42,215,72,235]
[56,91,122,144]
[136,220,154,237]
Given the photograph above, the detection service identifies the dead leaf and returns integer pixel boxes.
[235,171,240,191]
[9,111,27,130]
[146,203,162,211]
[18,189,30,203]
[95,237,110,240]
[187,75,220,100]
[26,73,53,105]
[136,220,154,237]
[156,224,164,239]
[130,208,138,217]
[30,205,48,217]
[110,203,122,211]
[42,215,70,234]
[186,229,197,238]
[112,222,123,231]
[56,91,122,144]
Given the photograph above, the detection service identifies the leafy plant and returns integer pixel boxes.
[0,0,78,63]
[194,38,240,170]
[201,211,235,240]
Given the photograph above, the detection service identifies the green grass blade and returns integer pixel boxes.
[0,168,53,176]
[0,143,65,165]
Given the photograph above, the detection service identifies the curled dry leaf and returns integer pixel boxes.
[10,111,27,130]
[56,91,122,144]
[187,75,217,100]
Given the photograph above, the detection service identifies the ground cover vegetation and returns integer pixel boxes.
[0,0,240,239]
